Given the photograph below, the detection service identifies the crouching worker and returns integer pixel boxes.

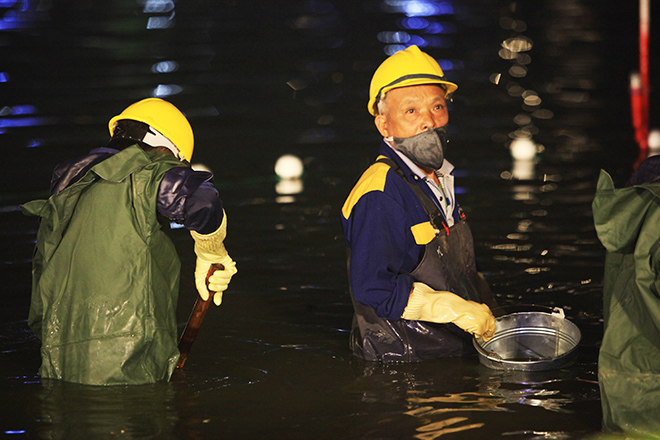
[341,46,497,362]
[21,98,238,385]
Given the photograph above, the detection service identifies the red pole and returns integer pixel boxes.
[634,0,650,167]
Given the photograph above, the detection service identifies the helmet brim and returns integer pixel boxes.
[368,77,458,116]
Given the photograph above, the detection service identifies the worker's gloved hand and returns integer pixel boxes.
[191,212,238,306]
[193,256,237,306]
[401,282,496,341]
[206,259,236,295]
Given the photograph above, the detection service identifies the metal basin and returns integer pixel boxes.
[473,307,581,371]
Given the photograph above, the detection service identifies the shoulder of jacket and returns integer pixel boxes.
[341,157,398,219]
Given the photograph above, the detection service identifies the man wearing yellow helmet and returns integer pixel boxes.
[341,46,497,362]
[22,98,237,385]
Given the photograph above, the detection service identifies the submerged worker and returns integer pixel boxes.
[340,46,497,362]
[593,155,660,437]
[22,98,238,385]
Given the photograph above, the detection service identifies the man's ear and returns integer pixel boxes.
[374,114,389,138]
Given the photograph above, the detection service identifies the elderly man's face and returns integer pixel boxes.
[375,84,448,139]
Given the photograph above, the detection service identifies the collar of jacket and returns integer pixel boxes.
[377,141,462,224]
[378,141,454,181]
[92,145,179,183]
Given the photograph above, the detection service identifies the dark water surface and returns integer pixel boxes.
[2,0,658,438]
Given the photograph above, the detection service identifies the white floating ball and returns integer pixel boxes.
[648,129,660,151]
[275,154,304,179]
[510,137,537,161]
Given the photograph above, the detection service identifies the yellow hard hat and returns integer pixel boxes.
[367,45,458,116]
[108,98,194,162]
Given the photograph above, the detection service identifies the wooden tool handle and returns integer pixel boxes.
[176,263,225,369]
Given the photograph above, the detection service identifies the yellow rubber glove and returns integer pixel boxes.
[401,282,496,341]
[191,212,238,306]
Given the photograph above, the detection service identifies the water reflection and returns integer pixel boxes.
[37,380,179,439]
[378,0,459,64]
[0,0,50,31]
[412,417,484,440]
[380,0,455,18]
[144,0,176,29]
[151,60,180,74]
[344,357,599,438]
[0,105,51,130]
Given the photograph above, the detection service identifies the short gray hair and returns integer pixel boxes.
[376,92,389,116]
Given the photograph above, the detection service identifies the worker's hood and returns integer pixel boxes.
[593,169,660,253]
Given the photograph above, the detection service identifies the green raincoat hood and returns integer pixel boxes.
[593,169,660,254]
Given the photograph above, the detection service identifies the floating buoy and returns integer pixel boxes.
[275,154,304,180]
[648,129,660,156]
[509,137,536,161]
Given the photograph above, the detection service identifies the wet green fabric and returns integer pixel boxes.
[592,170,660,438]
[22,146,185,386]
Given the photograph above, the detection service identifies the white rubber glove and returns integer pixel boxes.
[401,282,496,341]
[191,212,238,306]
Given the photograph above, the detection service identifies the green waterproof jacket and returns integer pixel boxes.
[592,170,660,437]
[22,146,185,386]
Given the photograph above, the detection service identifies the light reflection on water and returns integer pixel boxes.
[0,0,648,437]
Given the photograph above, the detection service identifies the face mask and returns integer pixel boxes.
[392,127,448,170]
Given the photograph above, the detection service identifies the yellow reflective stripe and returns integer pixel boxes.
[410,221,436,245]
[341,156,390,219]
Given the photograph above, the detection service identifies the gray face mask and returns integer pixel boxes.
[392,127,448,170]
